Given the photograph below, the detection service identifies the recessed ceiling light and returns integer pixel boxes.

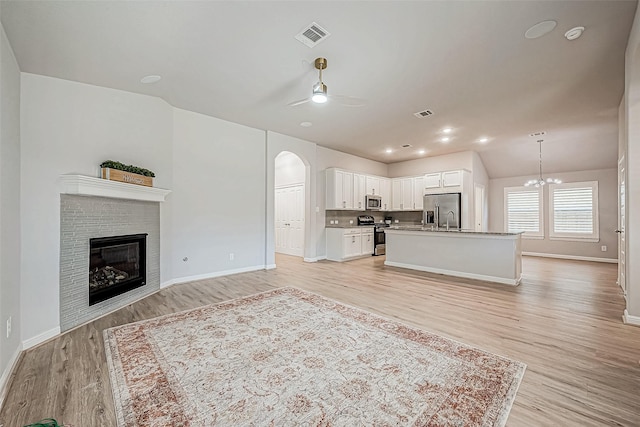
[418,149,426,155]
[385,148,393,154]
[564,26,585,41]
[441,137,450,143]
[525,20,557,39]
[140,75,161,84]
[442,127,453,134]
[478,137,489,143]
[300,121,312,127]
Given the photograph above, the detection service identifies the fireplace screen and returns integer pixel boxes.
[89,234,147,305]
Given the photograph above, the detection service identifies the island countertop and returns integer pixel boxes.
[386,225,522,236]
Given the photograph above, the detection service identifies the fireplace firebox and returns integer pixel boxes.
[89,234,147,305]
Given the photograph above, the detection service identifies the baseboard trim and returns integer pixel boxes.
[0,345,22,408]
[384,261,521,286]
[623,310,640,326]
[304,256,326,263]
[265,264,277,270]
[522,252,618,264]
[161,264,267,288]
[22,326,61,350]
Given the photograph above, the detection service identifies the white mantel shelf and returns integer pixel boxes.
[59,174,171,202]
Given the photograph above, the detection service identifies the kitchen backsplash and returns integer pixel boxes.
[325,210,423,226]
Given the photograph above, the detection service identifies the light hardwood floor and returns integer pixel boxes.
[1,255,639,426]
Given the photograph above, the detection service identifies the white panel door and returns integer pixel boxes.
[275,185,305,257]
[618,157,626,294]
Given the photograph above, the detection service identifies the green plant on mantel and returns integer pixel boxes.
[100,160,155,177]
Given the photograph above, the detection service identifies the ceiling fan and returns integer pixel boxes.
[287,58,366,107]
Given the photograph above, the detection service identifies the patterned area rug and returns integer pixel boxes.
[104,287,526,426]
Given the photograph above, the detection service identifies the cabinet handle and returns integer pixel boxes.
[401,203,403,209]
[343,201,346,208]
[352,236,355,243]
[359,201,362,208]
[373,188,376,194]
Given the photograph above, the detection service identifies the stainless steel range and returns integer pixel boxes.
[357,215,387,256]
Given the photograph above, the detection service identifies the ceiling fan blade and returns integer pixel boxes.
[287,97,311,107]
[330,94,367,107]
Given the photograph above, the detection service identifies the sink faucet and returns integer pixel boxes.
[446,210,455,231]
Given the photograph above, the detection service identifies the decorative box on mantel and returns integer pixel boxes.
[59,175,171,202]
[101,167,153,187]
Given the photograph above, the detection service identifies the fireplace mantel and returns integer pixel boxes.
[59,174,171,202]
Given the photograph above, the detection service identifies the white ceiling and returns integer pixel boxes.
[1,1,636,178]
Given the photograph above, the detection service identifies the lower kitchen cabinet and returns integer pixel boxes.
[326,227,375,261]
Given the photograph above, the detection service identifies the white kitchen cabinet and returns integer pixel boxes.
[326,227,374,261]
[365,176,381,195]
[423,169,470,195]
[353,173,366,210]
[379,178,391,211]
[326,168,354,210]
[443,170,462,188]
[391,176,424,211]
[424,173,441,189]
[361,229,374,255]
[413,176,425,210]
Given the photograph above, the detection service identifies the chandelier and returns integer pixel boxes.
[524,139,561,187]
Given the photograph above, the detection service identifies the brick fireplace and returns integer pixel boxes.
[59,175,170,332]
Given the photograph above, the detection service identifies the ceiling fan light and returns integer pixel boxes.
[312,82,328,103]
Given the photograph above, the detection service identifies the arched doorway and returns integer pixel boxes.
[274,152,306,257]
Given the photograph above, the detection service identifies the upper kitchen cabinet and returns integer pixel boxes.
[379,178,391,211]
[391,176,423,211]
[365,176,381,195]
[353,174,366,210]
[326,168,355,210]
[424,170,470,194]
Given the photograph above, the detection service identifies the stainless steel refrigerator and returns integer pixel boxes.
[423,193,461,229]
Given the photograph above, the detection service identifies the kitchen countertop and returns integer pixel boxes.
[386,225,523,236]
[325,224,377,229]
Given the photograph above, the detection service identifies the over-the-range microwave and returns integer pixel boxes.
[365,195,382,210]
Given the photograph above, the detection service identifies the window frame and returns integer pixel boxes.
[548,181,599,242]
[503,186,544,239]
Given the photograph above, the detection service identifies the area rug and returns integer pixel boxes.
[104,287,526,426]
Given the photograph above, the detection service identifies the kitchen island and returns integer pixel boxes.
[384,227,522,285]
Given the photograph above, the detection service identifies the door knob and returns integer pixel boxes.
[615,229,623,233]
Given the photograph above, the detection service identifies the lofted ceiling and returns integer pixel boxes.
[0,1,636,178]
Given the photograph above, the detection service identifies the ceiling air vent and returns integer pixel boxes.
[529,131,546,137]
[295,22,331,48]
[414,109,434,118]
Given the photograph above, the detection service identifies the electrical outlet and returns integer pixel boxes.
[335,220,339,224]
[601,245,607,252]
[349,220,353,224]
[229,253,234,261]
[6,316,11,338]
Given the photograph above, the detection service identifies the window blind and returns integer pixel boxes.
[552,187,593,234]
[549,181,598,241]
[505,188,541,236]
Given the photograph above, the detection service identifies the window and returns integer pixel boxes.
[549,181,599,242]
[504,186,543,238]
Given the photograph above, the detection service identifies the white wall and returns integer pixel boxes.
[488,168,618,261]
[624,5,640,320]
[0,18,22,393]
[387,151,473,177]
[169,108,266,281]
[19,74,173,345]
